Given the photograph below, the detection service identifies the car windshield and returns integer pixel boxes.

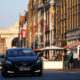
[7,49,36,57]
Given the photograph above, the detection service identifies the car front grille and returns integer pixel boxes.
[15,62,34,68]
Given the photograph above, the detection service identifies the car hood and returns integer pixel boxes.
[6,56,38,63]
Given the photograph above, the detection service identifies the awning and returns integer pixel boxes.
[40,46,64,51]
[62,42,80,49]
[33,49,41,52]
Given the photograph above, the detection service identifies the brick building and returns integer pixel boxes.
[56,0,80,47]
[27,0,56,50]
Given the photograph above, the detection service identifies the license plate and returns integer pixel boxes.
[19,67,30,71]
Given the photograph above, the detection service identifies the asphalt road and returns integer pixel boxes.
[0,70,80,80]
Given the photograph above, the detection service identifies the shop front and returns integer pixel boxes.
[77,45,80,58]
[33,46,64,69]
[63,42,80,56]
[40,46,64,69]
[63,42,80,68]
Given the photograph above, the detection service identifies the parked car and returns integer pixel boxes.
[1,48,43,77]
[0,58,2,69]
[0,53,5,69]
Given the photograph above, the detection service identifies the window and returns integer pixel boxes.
[34,0,36,3]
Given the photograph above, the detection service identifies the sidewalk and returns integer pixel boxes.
[62,68,80,73]
[44,68,80,73]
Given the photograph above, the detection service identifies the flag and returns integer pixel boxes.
[22,23,27,38]
[19,26,22,40]
[19,32,21,40]
[22,29,27,38]
[33,25,36,35]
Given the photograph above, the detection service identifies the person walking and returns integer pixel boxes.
[68,51,73,69]
[63,53,68,69]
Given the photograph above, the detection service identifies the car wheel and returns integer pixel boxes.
[32,71,36,76]
[37,70,43,77]
[2,69,9,78]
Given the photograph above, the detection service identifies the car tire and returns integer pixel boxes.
[2,69,9,78]
[37,70,43,77]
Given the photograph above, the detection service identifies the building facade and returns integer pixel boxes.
[27,0,35,48]
[56,0,80,47]
[27,0,56,50]
[19,12,28,48]
[0,22,19,53]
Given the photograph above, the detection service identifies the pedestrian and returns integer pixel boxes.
[68,51,73,69]
[63,52,68,69]
[73,51,79,68]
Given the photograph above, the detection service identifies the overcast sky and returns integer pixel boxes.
[0,0,29,28]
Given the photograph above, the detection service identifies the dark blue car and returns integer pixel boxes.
[0,53,5,69]
[1,48,42,77]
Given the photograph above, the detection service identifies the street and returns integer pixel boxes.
[0,70,80,80]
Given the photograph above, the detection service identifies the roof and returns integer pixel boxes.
[62,42,80,49]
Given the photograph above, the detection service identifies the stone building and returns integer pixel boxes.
[56,0,80,47]
[19,12,28,48]
[0,22,19,53]
[27,0,56,50]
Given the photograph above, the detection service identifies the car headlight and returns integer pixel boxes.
[5,60,12,64]
[36,59,41,64]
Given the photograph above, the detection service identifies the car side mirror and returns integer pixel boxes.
[0,55,5,58]
[38,53,43,57]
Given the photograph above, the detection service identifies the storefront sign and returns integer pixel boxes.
[66,30,80,40]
